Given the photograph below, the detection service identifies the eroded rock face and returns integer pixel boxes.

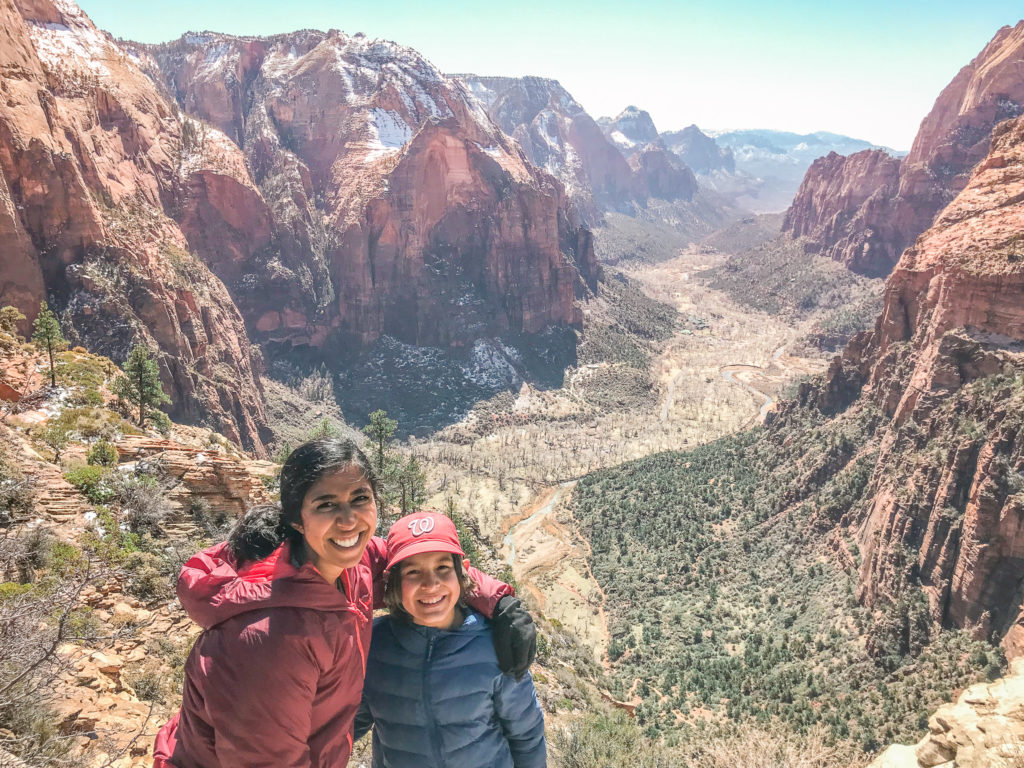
[660,124,735,175]
[782,21,1024,276]
[870,658,1024,768]
[456,75,637,222]
[0,0,271,454]
[840,115,1024,650]
[140,34,597,350]
[782,150,903,277]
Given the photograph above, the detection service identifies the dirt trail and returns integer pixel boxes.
[502,482,611,659]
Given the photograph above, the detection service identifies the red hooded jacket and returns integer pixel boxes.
[153,538,510,768]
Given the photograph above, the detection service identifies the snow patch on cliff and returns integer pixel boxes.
[28,12,114,76]
[366,109,413,159]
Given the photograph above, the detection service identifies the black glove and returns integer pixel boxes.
[491,596,536,680]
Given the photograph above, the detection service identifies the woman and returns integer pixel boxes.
[153,438,533,768]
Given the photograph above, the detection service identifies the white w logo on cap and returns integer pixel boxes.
[407,517,435,537]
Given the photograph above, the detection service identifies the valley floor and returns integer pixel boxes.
[416,245,831,659]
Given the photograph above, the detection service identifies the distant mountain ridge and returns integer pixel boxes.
[781,21,1024,276]
[708,128,904,213]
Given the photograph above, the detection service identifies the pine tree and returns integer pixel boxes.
[363,409,397,477]
[112,345,171,428]
[397,454,427,515]
[31,302,66,387]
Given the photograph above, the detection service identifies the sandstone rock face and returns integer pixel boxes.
[0,0,271,453]
[841,115,1024,649]
[140,34,597,350]
[456,75,636,222]
[782,21,1024,276]
[782,149,903,276]
[627,144,698,202]
[869,658,1024,768]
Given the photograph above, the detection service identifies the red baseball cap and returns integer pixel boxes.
[386,511,465,570]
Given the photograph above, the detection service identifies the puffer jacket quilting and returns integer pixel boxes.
[354,612,545,768]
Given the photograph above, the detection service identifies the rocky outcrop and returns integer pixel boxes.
[782,149,903,276]
[870,658,1024,768]
[455,75,636,222]
[0,0,271,453]
[627,144,698,202]
[825,115,1024,651]
[600,105,659,154]
[781,21,1024,275]
[139,34,598,351]
[660,124,734,175]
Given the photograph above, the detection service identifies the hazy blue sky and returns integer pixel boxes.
[80,0,1022,150]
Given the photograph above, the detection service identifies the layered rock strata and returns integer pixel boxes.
[0,0,271,452]
[782,21,1024,275]
[138,34,598,349]
[782,149,903,276]
[810,115,1024,651]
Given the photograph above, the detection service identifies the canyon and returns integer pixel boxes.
[782,21,1024,276]
[2,2,1024,766]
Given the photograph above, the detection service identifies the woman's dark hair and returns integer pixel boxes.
[383,554,476,621]
[229,438,379,565]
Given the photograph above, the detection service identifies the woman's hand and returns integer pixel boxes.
[491,596,537,680]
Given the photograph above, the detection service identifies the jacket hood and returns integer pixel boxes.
[177,540,354,629]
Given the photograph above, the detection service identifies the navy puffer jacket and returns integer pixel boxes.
[354,611,546,768]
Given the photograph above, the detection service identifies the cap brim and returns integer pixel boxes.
[386,539,465,570]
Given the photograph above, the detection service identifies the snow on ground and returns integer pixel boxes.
[460,339,522,390]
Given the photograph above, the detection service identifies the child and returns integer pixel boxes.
[153,439,534,768]
[354,511,546,768]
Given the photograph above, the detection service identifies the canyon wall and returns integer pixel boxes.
[782,21,1024,276]
[139,35,598,350]
[0,0,271,452]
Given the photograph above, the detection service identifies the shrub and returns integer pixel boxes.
[123,550,172,601]
[86,440,119,467]
[0,446,34,524]
[150,409,172,437]
[64,465,116,504]
[111,473,170,536]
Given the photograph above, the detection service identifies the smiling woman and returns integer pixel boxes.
[152,439,534,768]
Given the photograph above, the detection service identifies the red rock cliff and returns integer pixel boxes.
[0,0,271,453]
[141,33,598,350]
[782,21,1024,276]
[837,115,1024,654]
[782,150,902,276]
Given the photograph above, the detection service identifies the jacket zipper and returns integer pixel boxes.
[422,635,445,767]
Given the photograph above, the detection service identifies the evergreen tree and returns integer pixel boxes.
[31,302,65,387]
[112,345,171,428]
[0,306,26,338]
[397,454,427,515]
[363,409,397,476]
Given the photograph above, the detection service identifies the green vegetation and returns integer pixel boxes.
[0,305,26,350]
[86,440,119,467]
[570,370,1009,754]
[578,273,679,372]
[363,409,398,475]
[701,237,883,351]
[31,301,67,387]
[111,345,171,429]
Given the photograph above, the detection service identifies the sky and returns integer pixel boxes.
[78,0,1023,151]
